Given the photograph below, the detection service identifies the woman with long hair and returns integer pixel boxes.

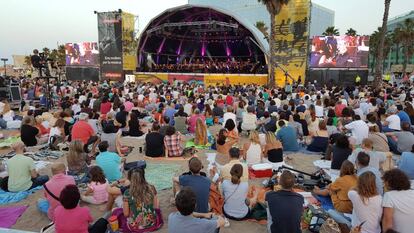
[307,120,329,152]
[67,140,91,184]
[242,131,263,166]
[128,112,145,137]
[263,132,283,163]
[348,172,382,233]
[20,116,45,146]
[120,168,163,232]
[204,104,214,126]
[194,118,208,146]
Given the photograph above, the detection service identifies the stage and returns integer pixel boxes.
[133,72,268,86]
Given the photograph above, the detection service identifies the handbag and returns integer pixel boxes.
[319,218,341,233]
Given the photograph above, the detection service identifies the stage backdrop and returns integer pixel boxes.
[273,0,310,86]
[122,12,137,71]
[97,12,123,80]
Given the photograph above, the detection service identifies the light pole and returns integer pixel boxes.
[1,58,8,77]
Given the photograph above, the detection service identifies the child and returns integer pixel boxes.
[81,166,109,204]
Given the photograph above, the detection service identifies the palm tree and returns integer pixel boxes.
[57,44,66,67]
[322,26,340,36]
[345,28,357,36]
[255,21,269,42]
[258,0,289,87]
[393,18,414,74]
[374,0,391,86]
[370,27,392,73]
[24,56,32,67]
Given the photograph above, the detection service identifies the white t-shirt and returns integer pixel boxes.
[348,190,382,233]
[382,190,414,233]
[315,105,324,117]
[345,120,369,145]
[385,115,401,131]
[223,112,237,127]
[184,103,193,116]
[48,127,62,143]
[221,181,249,218]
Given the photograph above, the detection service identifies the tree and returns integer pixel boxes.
[255,21,269,42]
[57,44,66,67]
[322,26,340,36]
[42,47,50,56]
[393,18,414,74]
[370,27,392,73]
[258,0,289,87]
[345,28,357,36]
[374,0,391,86]
[24,56,32,67]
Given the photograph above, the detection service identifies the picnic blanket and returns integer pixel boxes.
[0,137,21,148]
[185,140,211,149]
[143,155,191,161]
[314,195,334,211]
[145,163,181,191]
[0,206,28,228]
[0,186,42,204]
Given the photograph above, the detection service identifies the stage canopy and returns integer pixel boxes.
[137,4,269,74]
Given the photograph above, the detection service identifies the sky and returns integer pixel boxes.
[0,0,413,61]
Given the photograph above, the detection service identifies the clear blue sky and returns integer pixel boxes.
[0,0,413,61]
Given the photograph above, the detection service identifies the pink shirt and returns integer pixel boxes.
[54,206,92,233]
[124,101,134,112]
[188,114,205,133]
[89,181,109,204]
[44,174,75,220]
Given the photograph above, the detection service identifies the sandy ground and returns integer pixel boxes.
[1,126,320,233]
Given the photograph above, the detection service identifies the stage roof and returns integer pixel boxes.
[138,4,269,54]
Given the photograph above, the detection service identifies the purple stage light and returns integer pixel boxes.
[157,38,166,54]
[201,42,206,57]
[176,40,183,55]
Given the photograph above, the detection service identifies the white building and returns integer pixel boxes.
[188,0,335,36]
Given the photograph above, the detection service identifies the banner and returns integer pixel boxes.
[122,12,137,71]
[273,0,310,86]
[97,12,123,80]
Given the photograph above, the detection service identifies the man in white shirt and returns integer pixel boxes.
[344,115,369,145]
[383,106,401,132]
[223,106,237,128]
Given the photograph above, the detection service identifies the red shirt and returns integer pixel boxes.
[335,104,346,117]
[100,102,112,115]
[225,95,233,106]
[54,206,92,233]
[71,121,94,144]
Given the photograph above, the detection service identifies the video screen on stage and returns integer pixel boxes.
[65,42,99,66]
[310,36,370,68]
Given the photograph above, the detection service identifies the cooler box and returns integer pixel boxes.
[249,163,273,178]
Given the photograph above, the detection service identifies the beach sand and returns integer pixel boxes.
[2,126,320,232]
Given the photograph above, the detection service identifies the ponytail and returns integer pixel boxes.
[230,164,243,185]
[231,174,240,185]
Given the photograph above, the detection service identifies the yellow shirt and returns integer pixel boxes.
[329,175,357,213]
[220,160,249,183]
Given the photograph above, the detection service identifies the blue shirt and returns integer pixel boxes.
[277,126,299,152]
[397,111,411,124]
[164,107,176,126]
[96,151,122,182]
[168,212,217,233]
[179,175,211,213]
[357,166,384,195]
[398,152,414,180]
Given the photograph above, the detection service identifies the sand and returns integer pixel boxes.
[1,126,320,233]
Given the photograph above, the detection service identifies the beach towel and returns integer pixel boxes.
[185,140,211,149]
[145,163,181,191]
[143,156,191,161]
[0,186,42,204]
[314,195,334,211]
[0,205,28,228]
[0,136,21,148]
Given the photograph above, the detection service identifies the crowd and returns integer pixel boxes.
[149,59,267,74]
[0,77,414,233]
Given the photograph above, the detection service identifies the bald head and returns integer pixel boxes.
[12,141,25,154]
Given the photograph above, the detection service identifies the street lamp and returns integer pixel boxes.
[1,58,8,77]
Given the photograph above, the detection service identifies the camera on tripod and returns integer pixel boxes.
[266,165,332,191]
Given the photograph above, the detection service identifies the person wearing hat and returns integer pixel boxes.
[382,106,401,132]
[71,112,99,154]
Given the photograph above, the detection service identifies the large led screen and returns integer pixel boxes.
[65,42,99,66]
[310,36,369,68]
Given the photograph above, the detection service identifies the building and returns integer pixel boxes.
[188,0,335,37]
[385,10,414,73]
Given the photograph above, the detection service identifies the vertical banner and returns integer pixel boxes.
[274,0,310,86]
[97,12,123,80]
[121,12,137,71]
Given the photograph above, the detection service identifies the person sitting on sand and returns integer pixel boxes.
[96,141,125,183]
[66,140,91,184]
[145,122,165,158]
[168,187,225,233]
[215,129,238,165]
[0,141,49,192]
[81,166,109,205]
[173,157,211,213]
[38,162,75,220]
[71,112,99,154]
[219,148,248,183]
